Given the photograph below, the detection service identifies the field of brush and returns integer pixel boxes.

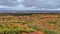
[0,13,60,34]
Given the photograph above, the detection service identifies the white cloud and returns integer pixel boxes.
[0,5,10,8]
[17,0,24,2]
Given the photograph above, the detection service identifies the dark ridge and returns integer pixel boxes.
[0,13,60,16]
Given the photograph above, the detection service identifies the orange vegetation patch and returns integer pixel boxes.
[12,23,21,27]
[22,24,29,28]
[44,25,53,30]
[29,30,44,34]
[42,16,58,21]
[21,32,28,34]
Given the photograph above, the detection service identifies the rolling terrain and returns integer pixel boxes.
[0,13,60,34]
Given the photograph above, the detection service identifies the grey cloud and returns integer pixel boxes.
[0,4,38,10]
[22,0,60,9]
[0,0,60,10]
[0,0,18,6]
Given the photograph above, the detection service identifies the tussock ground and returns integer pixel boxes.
[0,13,60,34]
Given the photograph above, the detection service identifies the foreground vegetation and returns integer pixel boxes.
[0,13,60,34]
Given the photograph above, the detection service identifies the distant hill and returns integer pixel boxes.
[0,10,60,13]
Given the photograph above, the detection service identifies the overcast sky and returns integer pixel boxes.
[0,0,60,10]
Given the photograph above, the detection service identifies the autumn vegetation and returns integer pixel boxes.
[0,13,60,34]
